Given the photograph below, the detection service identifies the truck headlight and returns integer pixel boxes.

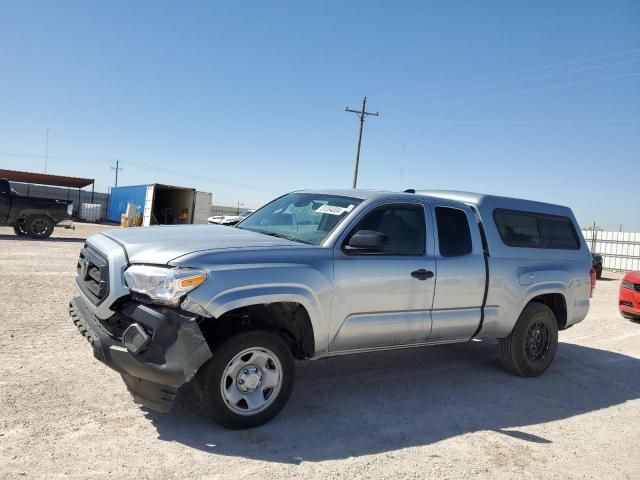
[67,203,74,216]
[124,265,207,306]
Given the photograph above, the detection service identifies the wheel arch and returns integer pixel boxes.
[196,285,320,359]
[16,209,56,221]
[200,300,316,360]
[527,292,568,330]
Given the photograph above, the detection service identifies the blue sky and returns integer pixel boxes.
[1,1,639,229]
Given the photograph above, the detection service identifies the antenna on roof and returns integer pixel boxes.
[403,188,415,194]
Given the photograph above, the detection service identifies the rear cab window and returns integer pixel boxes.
[493,209,580,250]
[435,206,472,257]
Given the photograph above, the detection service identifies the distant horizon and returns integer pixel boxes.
[3,166,638,233]
[1,1,639,230]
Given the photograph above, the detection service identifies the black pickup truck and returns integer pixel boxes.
[0,178,74,238]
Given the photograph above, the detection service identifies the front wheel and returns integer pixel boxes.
[499,302,558,377]
[193,331,295,429]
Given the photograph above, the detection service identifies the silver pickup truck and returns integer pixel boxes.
[69,189,594,429]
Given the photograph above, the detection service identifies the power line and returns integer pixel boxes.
[381,118,640,126]
[121,158,281,193]
[0,151,279,193]
[385,57,640,104]
[373,47,640,98]
[384,71,640,113]
[345,96,379,188]
[0,151,117,163]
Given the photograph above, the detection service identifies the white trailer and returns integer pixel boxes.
[137,184,211,226]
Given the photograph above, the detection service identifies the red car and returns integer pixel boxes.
[619,271,640,320]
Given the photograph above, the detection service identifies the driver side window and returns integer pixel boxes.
[0,181,10,195]
[348,204,426,255]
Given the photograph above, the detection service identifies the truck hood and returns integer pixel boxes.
[100,225,304,264]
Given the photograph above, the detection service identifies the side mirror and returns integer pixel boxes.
[345,230,388,252]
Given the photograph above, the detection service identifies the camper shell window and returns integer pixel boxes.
[493,209,580,250]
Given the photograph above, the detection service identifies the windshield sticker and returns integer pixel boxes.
[316,205,349,216]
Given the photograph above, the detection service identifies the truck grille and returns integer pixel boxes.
[77,245,109,303]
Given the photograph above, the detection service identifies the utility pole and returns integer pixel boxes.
[111,160,123,187]
[345,96,379,188]
[44,128,49,173]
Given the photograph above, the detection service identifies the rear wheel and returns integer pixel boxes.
[27,216,54,239]
[499,302,558,377]
[13,222,28,236]
[193,330,295,429]
[595,264,603,279]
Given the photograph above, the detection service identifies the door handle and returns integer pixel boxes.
[411,269,434,280]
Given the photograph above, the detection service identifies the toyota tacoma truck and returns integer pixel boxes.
[0,178,74,238]
[69,189,594,429]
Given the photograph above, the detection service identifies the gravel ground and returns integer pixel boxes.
[1,223,639,479]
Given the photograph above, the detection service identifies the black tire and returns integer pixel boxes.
[26,216,54,239]
[499,302,558,377]
[193,330,295,429]
[13,222,28,236]
[622,312,640,322]
[595,264,603,280]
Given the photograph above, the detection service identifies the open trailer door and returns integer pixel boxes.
[142,184,155,226]
[193,191,212,224]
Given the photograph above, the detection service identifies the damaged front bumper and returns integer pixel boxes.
[69,296,212,412]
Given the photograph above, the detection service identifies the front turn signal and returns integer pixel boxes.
[178,274,207,289]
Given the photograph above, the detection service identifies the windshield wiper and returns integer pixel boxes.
[255,230,313,245]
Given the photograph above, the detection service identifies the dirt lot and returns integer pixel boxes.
[1,223,639,479]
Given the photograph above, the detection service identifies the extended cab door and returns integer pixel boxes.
[330,201,436,352]
[430,203,486,341]
[0,180,11,223]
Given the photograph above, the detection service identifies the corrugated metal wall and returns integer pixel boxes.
[107,185,148,222]
[582,230,640,272]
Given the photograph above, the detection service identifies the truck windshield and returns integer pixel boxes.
[237,193,362,245]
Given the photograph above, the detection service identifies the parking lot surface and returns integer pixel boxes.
[1,224,639,479]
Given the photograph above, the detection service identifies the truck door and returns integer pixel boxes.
[330,202,436,352]
[0,180,11,223]
[430,204,486,341]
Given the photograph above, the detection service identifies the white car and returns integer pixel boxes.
[207,209,255,226]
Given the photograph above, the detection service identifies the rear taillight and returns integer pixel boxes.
[590,267,596,298]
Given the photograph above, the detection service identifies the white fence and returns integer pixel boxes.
[582,230,640,272]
